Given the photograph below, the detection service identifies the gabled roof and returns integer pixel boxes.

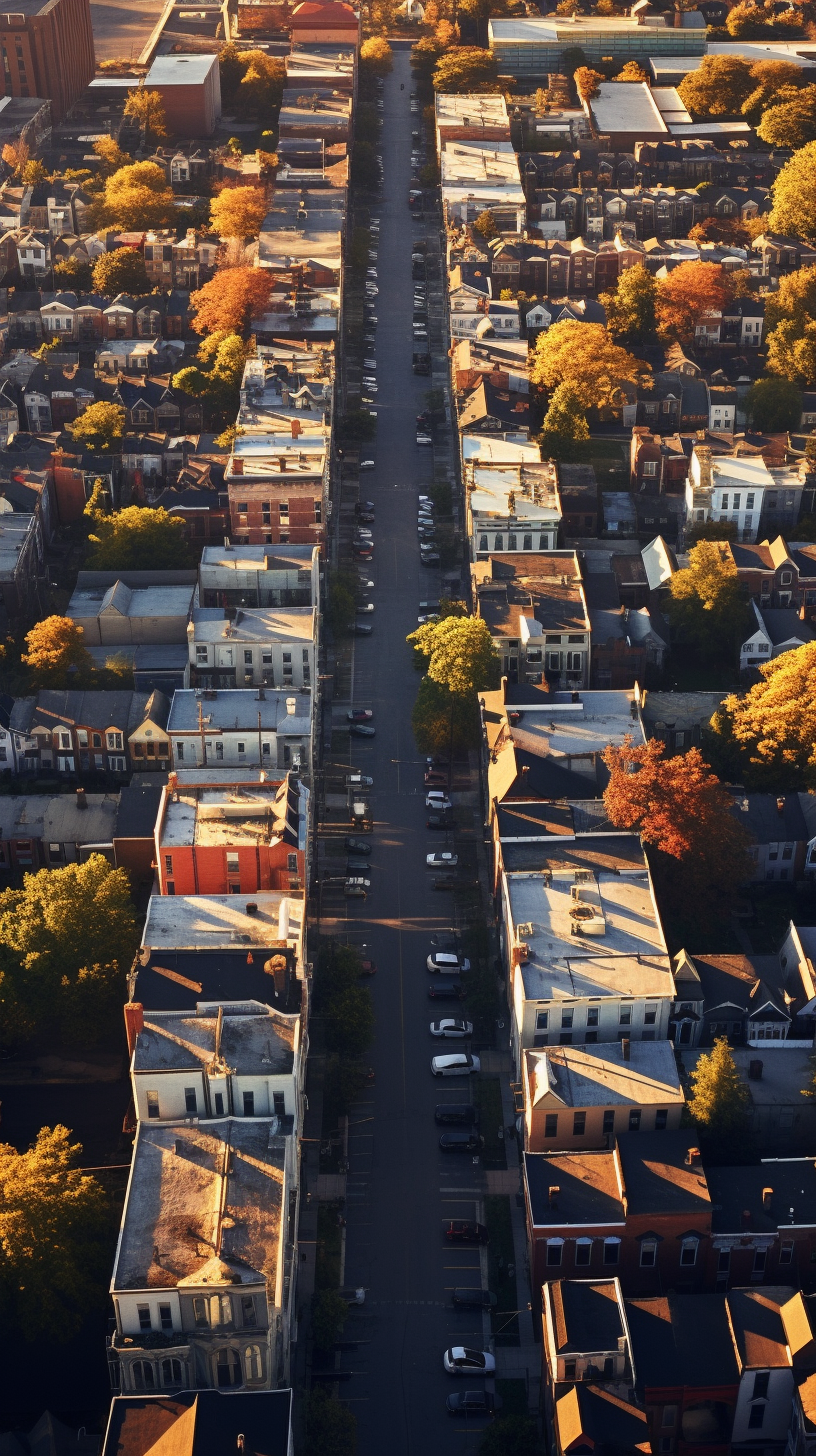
[102,1389,292,1456]
[555,1383,650,1456]
[549,1279,626,1356]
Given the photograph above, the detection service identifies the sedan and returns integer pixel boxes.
[444,1222,489,1245]
[428,981,466,1000]
[363,358,377,370]
[416,434,433,446]
[353,622,373,635]
[345,838,371,854]
[357,577,374,589]
[360,460,375,470]
[417,614,440,626]
[427,852,458,868]
[447,1391,499,1417]
[359,958,376,976]
[425,794,452,811]
[348,709,373,722]
[420,551,441,565]
[357,511,375,523]
[357,602,375,613]
[344,882,369,898]
[366,269,378,278]
[353,545,373,559]
[349,723,376,737]
[431,1053,480,1077]
[430,1018,473,1038]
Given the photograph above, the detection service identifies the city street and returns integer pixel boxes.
[320,46,498,1456]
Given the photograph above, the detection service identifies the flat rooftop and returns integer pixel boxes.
[145,54,219,85]
[200,544,317,573]
[133,1003,297,1076]
[526,1040,683,1109]
[489,13,672,40]
[590,82,668,136]
[483,687,644,761]
[685,1045,815,1106]
[166,689,312,735]
[67,582,194,620]
[190,607,316,646]
[436,93,510,126]
[112,1119,286,1292]
[525,1148,624,1227]
[160,782,301,850]
[142,891,303,952]
[462,435,541,464]
[507,864,670,1003]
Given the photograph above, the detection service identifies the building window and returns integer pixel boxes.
[680,1238,698,1267]
[161,1358,182,1387]
[132,1362,155,1391]
[629,1109,641,1131]
[523,534,532,550]
[536,1010,548,1030]
[107,732,123,751]
[780,1241,794,1265]
[575,1239,592,1266]
[146,1091,159,1119]
[644,1005,657,1025]
[214,1092,224,1115]
[193,1297,209,1327]
[479,535,488,552]
[573,1111,586,1136]
[619,1006,632,1025]
[602,1110,615,1136]
[159,1304,172,1332]
[196,646,208,664]
[243,1091,255,1116]
[544,1113,558,1138]
[226,853,239,875]
[546,1240,563,1267]
[662,1407,677,1430]
[137,1304,151,1331]
[748,1405,765,1430]
[494,535,503,551]
[244,1344,263,1381]
[561,1009,573,1029]
[655,1109,668,1130]
[717,1248,730,1274]
[586,1007,599,1027]
[753,1372,770,1400]
[640,1240,658,1267]
[753,1248,767,1277]
[166,881,175,896]
[215,1349,241,1388]
[176,742,184,761]
[287,852,298,873]
[564,1360,576,1380]
[164,855,173,874]
[603,1238,620,1266]
[184,1088,197,1114]
[244,650,253,666]
[241,1295,257,1327]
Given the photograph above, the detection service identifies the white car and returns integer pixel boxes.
[417,613,440,624]
[427,852,458,867]
[431,1019,473,1039]
[444,1348,496,1376]
[416,434,433,446]
[357,602,375,613]
[363,358,377,369]
[426,794,452,811]
[431,1053,480,1077]
[360,461,375,470]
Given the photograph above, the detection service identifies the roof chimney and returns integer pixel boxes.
[291,418,302,439]
[232,458,243,474]
[776,797,785,814]
[76,786,87,810]
[124,1001,144,1057]
[237,1440,245,1455]
[742,1208,751,1229]
[286,696,297,715]
[621,1037,630,1061]
[548,1184,560,1206]
[762,1186,773,1212]
[685,1146,700,1166]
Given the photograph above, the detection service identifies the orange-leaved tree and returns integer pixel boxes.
[655,261,732,343]
[190,267,273,336]
[602,736,753,940]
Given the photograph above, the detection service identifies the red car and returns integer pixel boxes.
[425,770,448,787]
[347,709,374,722]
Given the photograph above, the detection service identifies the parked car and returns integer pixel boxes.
[339,1287,366,1305]
[416,434,433,446]
[359,958,376,976]
[357,512,375,523]
[353,544,373,559]
[435,1104,476,1125]
[444,1221,489,1244]
[345,774,373,787]
[353,622,373,635]
[345,838,371,854]
[426,813,453,830]
[428,980,466,1000]
[357,602,375,613]
[440,1129,482,1152]
[426,792,452,810]
[347,858,371,873]
[343,880,369,898]
[433,874,456,890]
[430,1018,473,1038]
[446,1390,499,1417]
[427,852,458,868]
[425,770,448,787]
[451,1288,496,1309]
[420,551,441,565]
[427,952,470,973]
[355,500,375,514]
[431,1053,480,1077]
[349,724,376,737]
[360,460,375,470]
[348,709,373,722]
[430,929,457,949]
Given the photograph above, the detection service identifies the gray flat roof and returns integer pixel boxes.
[525,1040,683,1109]
[685,1045,815,1105]
[142,891,304,952]
[167,688,312,735]
[133,1004,297,1076]
[145,54,219,85]
[590,82,668,136]
[190,607,316,646]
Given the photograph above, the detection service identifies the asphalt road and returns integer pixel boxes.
[323,48,495,1456]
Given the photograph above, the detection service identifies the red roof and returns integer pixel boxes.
[291,1,357,20]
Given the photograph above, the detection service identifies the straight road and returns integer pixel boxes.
[323,45,495,1456]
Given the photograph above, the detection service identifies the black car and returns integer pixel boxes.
[349,724,376,737]
[428,980,465,1000]
[431,930,457,949]
[435,1103,477,1125]
[439,1130,482,1152]
[447,1391,499,1417]
[444,1220,489,1244]
[357,511,375,523]
[353,622,373,635]
[346,857,371,873]
[427,813,453,830]
[355,501,375,514]
[345,838,371,854]
[452,1289,497,1310]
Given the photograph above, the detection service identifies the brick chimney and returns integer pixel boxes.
[685,1146,701,1166]
[291,418,302,439]
[124,1001,144,1056]
[621,1037,630,1061]
[76,786,87,810]
[762,1186,773,1212]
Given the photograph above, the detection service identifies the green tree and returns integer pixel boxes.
[87,506,194,570]
[91,247,149,297]
[408,615,500,696]
[538,382,589,461]
[708,641,816,789]
[664,541,750,661]
[305,1389,356,1456]
[311,1288,348,1353]
[432,47,500,92]
[314,942,373,1059]
[336,410,377,445]
[745,375,802,433]
[600,262,658,341]
[769,141,816,242]
[326,569,357,635]
[68,401,125,453]
[0,1126,111,1341]
[688,1037,751,1151]
[411,674,481,756]
[173,332,251,427]
[21,617,93,688]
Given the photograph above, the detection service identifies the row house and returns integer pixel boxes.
[198,542,320,610]
[694,298,765,350]
[725,537,816,611]
[166,687,313,776]
[226,435,328,547]
[543,1280,651,1456]
[66,576,196,646]
[22,181,91,237]
[448,289,520,342]
[686,448,772,543]
[21,362,95,431]
[752,232,816,278]
[670,943,816,1049]
[142,230,219,290]
[457,376,530,438]
[465,457,561,559]
[188,606,317,690]
[525,296,607,339]
[0,788,119,873]
[451,337,530,396]
[521,1038,684,1153]
[96,340,186,377]
[739,599,816,674]
[141,149,214,190]
[472,551,590,689]
[154,768,310,895]
[10,689,166,777]
[630,428,689,496]
[151,475,230,544]
[238,350,333,437]
[114,377,203,433]
[101,291,192,341]
[14,229,51,281]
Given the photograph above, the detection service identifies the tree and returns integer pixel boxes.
[677,55,755,117]
[219,45,286,119]
[326,569,357,635]
[688,1038,751,1151]
[602,738,753,933]
[89,161,176,231]
[408,616,500,697]
[22,617,93,687]
[351,139,380,190]
[709,642,816,789]
[411,33,446,80]
[54,255,93,292]
[432,47,500,92]
[574,66,604,100]
[766,318,816,386]
[87,506,193,570]
[173,331,250,426]
[335,409,376,445]
[765,266,816,334]
[530,320,648,411]
[91,246,149,297]
[758,86,816,148]
[314,942,373,1059]
[745,375,802,433]
[311,1289,347,1353]
[411,674,481,755]
[769,142,816,242]
[190,267,273,336]
[538,383,589,460]
[740,58,808,121]
[655,261,731,343]
[1,138,28,176]
[479,1417,541,1456]
[68,401,124,453]
[614,60,648,81]
[664,540,750,660]
[210,184,268,240]
[726,0,772,36]
[0,1126,110,1341]
[473,209,498,240]
[92,135,132,174]
[123,86,167,141]
[305,1390,356,1456]
[360,36,393,76]
[600,262,657,341]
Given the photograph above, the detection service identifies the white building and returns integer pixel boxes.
[685,449,770,543]
[466,458,561,559]
[188,607,317,690]
[739,599,816,673]
[440,139,525,231]
[167,688,313,774]
[198,543,320,610]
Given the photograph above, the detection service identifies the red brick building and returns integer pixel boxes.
[625,1291,740,1456]
[227,444,327,546]
[155,770,308,896]
[0,0,95,121]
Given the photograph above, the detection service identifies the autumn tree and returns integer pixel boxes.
[411,674,481,755]
[739,58,808,120]
[173,331,250,426]
[655,261,732,343]
[0,1126,111,1340]
[68,401,125,454]
[614,60,648,81]
[123,86,167,142]
[757,85,816,148]
[22,617,93,688]
[87,506,194,571]
[432,47,500,92]
[602,737,753,935]
[411,33,446,81]
[708,642,816,789]
[210,184,268,240]
[664,540,750,661]
[91,246,149,297]
[677,55,756,117]
[600,262,657,341]
[769,142,816,242]
[688,1038,751,1153]
[1,138,29,176]
[92,135,132,174]
[530,320,648,411]
[574,66,604,100]
[190,266,273,336]
[54,255,93,292]
[538,383,589,460]
[745,375,802,432]
[473,209,498,240]
[219,44,286,119]
[408,615,500,696]
[89,161,176,231]
[360,36,393,76]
